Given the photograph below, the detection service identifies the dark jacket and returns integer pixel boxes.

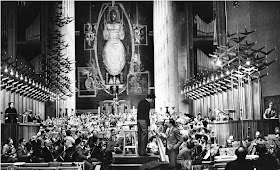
[253,153,279,170]
[74,146,88,162]
[16,145,29,162]
[41,146,54,162]
[225,158,254,170]
[64,146,76,162]
[137,99,150,125]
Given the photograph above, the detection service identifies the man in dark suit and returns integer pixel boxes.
[16,138,32,162]
[166,118,183,169]
[41,139,54,162]
[137,94,155,156]
[225,146,254,170]
[74,138,93,170]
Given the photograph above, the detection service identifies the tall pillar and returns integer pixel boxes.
[154,1,189,114]
[60,0,75,116]
[48,1,75,117]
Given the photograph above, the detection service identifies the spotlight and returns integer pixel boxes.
[246,60,251,65]
[4,66,8,73]
[221,72,224,78]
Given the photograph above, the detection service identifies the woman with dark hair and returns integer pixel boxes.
[166,118,183,169]
[1,137,17,162]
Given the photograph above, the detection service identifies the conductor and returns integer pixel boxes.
[137,94,155,156]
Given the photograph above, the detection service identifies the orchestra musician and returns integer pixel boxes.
[63,136,76,162]
[16,138,33,162]
[41,139,54,162]
[1,137,17,162]
[73,138,93,170]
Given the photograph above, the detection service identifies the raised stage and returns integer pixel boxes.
[211,119,279,146]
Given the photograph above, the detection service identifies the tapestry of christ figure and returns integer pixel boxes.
[102,8,126,85]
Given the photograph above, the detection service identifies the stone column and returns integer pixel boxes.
[60,0,75,117]
[154,1,189,114]
[48,1,76,117]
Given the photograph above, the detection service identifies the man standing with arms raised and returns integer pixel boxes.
[137,94,155,156]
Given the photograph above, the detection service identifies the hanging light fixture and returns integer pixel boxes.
[25,76,28,82]
[15,71,19,78]
[20,74,23,80]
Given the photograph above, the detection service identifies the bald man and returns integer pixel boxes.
[225,146,254,170]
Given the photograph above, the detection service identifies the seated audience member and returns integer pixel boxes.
[74,138,93,170]
[225,146,254,170]
[2,137,17,162]
[254,144,279,170]
[16,138,33,162]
